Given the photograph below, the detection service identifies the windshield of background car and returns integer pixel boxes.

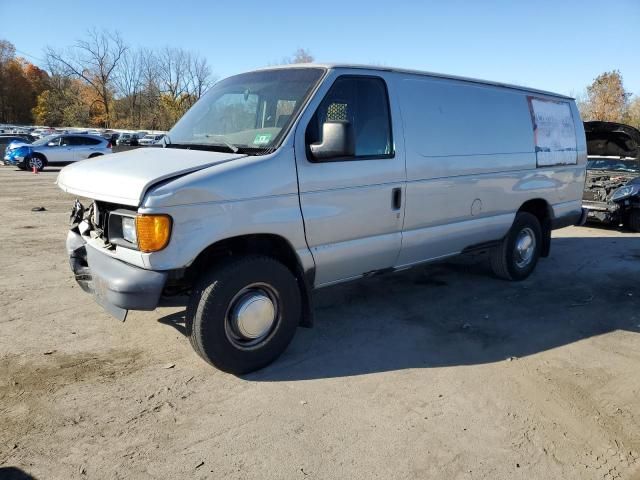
[587,157,640,172]
[168,68,325,153]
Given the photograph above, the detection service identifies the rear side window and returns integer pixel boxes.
[306,76,393,160]
[65,136,100,146]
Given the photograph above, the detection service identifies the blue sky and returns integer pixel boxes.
[2,0,639,97]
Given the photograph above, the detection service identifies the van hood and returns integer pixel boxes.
[57,147,246,206]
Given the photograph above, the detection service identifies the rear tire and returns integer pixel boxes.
[628,210,640,232]
[491,212,542,281]
[186,255,302,374]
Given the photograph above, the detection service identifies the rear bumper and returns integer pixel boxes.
[67,231,168,320]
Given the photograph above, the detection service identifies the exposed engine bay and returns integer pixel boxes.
[583,171,637,203]
[582,121,640,230]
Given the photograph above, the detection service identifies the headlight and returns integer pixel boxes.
[611,184,639,202]
[121,216,137,244]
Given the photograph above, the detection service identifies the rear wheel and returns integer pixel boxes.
[628,209,640,232]
[491,212,542,281]
[186,255,302,374]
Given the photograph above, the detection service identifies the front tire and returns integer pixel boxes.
[491,212,542,281]
[28,154,45,172]
[186,255,302,374]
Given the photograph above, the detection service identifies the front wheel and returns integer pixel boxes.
[186,255,302,374]
[28,155,45,172]
[490,212,542,281]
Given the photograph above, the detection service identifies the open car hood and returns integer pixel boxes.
[57,147,246,206]
[584,121,640,158]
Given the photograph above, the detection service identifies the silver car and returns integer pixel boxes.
[17,134,112,171]
[58,64,587,374]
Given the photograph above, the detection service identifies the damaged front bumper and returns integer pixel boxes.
[582,200,622,224]
[67,230,168,321]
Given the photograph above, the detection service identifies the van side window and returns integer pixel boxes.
[306,76,393,161]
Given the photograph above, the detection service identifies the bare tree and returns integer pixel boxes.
[113,48,144,127]
[157,47,190,106]
[289,48,314,64]
[186,54,214,106]
[45,29,127,127]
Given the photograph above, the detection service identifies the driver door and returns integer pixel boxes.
[294,72,406,286]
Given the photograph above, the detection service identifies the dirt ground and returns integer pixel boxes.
[0,165,639,480]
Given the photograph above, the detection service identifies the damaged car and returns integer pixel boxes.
[582,121,640,231]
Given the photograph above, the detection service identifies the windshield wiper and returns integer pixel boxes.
[203,134,238,153]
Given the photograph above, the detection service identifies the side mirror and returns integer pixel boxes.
[309,121,355,160]
[47,142,57,147]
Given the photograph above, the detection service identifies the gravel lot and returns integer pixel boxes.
[1,165,639,480]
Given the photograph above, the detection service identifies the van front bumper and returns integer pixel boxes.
[67,231,168,321]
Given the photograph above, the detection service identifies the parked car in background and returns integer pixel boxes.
[31,128,55,139]
[0,134,34,159]
[130,132,148,146]
[138,134,165,146]
[116,133,132,145]
[5,134,112,171]
[58,64,587,374]
[117,132,147,146]
[582,121,640,231]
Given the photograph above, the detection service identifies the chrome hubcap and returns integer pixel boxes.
[226,283,279,347]
[30,158,42,169]
[514,227,536,268]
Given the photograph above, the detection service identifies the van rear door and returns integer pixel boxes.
[294,71,406,286]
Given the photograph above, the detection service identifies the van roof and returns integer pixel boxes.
[252,63,574,100]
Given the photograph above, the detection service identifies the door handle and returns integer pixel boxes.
[391,187,402,210]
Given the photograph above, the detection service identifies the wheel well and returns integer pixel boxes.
[184,234,314,326]
[89,153,103,158]
[518,199,552,257]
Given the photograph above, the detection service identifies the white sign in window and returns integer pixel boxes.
[528,97,577,167]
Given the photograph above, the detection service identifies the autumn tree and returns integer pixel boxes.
[45,29,127,127]
[580,70,631,122]
[0,39,49,124]
[625,97,640,130]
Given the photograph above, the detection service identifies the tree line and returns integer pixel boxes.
[0,30,315,131]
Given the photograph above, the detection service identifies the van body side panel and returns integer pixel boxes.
[293,69,407,286]
[396,74,584,266]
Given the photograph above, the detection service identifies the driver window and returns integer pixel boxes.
[306,76,393,160]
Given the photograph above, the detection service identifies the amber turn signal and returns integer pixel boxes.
[135,215,172,252]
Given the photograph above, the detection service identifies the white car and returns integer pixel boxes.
[138,134,165,146]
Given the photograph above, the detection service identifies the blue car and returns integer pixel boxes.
[3,144,34,169]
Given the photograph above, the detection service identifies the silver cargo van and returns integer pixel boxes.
[58,64,587,373]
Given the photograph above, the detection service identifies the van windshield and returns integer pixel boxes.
[167,68,325,154]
